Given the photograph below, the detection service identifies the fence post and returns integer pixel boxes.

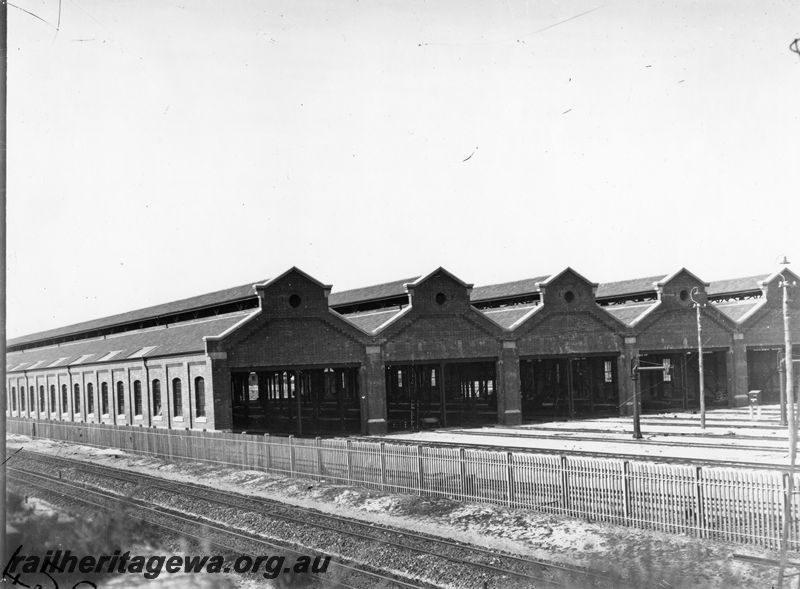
[506,452,515,507]
[289,435,295,477]
[623,460,631,524]
[782,471,792,554]
[417,445,424,496]
[459,448,467,499]
[379,442,387,491]
[560,455,570,514]
[316,437,323,482]
[346,439,353,484]
[265,434,271,473]
[694,466,705,538]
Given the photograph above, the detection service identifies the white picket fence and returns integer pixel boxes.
[7,418,797,551]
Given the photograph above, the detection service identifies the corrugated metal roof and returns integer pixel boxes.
[8,270,777,352]
[328,277,417,307]
[595,276,665,299]
[340,308,405,333]
[604,302,659,326]
[6,312,253,372]
[470,276,551,303]
[707,275,767,296]
[9,281,261,348]
[480,304,540,329]
[712,300,762,322]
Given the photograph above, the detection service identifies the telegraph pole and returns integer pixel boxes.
[777,258,796,588]
[691,287,706,429]
[779,259,796,465]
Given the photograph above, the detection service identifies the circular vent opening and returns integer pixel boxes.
[289,294,302,308]
[435,292,447,305]
[564,290,575,303]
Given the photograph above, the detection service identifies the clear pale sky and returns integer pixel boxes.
[7,0,800,338]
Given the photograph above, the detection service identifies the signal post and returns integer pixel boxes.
[630,357,672,439]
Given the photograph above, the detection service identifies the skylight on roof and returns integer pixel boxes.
[28,360,46,369]
[71,354,96,365]
[47,357,71,368]
[128,346,158,358]
[11,362,28,371]
[97,351,123,362]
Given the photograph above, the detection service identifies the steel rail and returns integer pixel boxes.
[7,467,428,589]
[14,451,610,588]
[428,429,787,453]
[354,437,799,472]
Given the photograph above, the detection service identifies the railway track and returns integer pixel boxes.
[8,467,409,589]
[10,450,616,588]
[437,428,788,454]
[501,424,790,442]
[364,436,796,471]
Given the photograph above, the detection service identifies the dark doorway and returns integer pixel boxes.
[231,367,361,435]
[386,361,497,431]
[639,350,728,412]
[747,347,800,405]
[520,355,619,420]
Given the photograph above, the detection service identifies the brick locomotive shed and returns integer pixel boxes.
[6,266,800,436]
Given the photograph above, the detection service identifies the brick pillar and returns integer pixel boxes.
[730,333,747,407]
[362,345,387,435]
[499,340,521,426]
[618,336,638,416]
[208,352,231,431]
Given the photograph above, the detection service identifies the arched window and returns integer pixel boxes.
[39,386,45,413]
[10,387,16,412]
[61,384,69,414]
[29,386,35,412]
[73,383,81,414]
[152,380,162,417]
[116,381,125,414]
[194,377,205,418]
[87,383,95,414]
[49,385,56,413]
[133,381,143,416]
[101,382,109,415]
[19,386,25,411]
[172,378,182,416]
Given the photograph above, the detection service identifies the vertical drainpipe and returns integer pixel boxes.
[143,358,151,427]
[186,361,193,430]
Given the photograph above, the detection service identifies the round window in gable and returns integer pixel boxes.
[564,290,575,303]
[435,292,447,306]
[679,289,689,302]
[289,294,302,308]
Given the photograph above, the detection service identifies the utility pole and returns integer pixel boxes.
[691,287,706,429]
[778,258,796,465]
[780,264,796,464]
[777,257,796,588]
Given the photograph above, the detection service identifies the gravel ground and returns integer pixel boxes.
[8,433,794,588]
[12,452,572,588]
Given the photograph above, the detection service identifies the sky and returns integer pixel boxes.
[7,0,800,338]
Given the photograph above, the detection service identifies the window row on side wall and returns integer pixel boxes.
[6,377,207,422]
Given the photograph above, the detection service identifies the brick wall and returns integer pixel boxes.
[6,353,213,431]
